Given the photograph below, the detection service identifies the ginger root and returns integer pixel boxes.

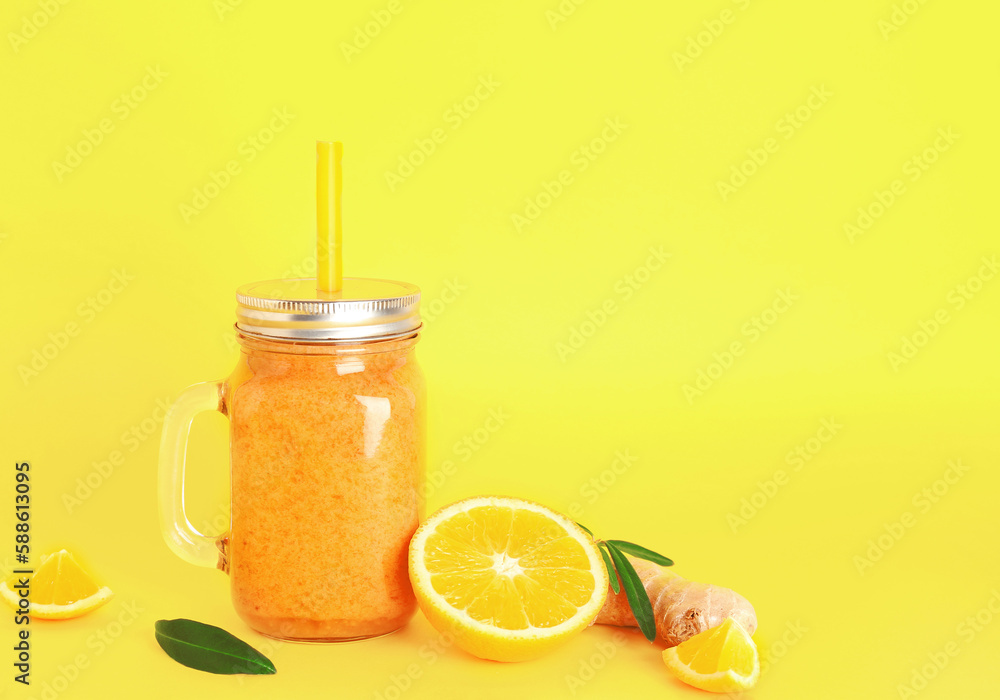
[595,555,757,647]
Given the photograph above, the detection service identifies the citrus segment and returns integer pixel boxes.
[0,550,113,620]
[662,617,760,693]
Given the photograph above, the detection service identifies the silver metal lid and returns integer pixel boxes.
[236,277,421,341]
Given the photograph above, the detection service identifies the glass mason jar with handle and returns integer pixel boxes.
[158,277,425,642]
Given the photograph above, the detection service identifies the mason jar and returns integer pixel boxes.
[158,277,425,641]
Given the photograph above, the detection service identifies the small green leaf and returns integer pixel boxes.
[575,522,594,537]
[155,619,276,675]
[605,543,656,642]
[597,543,620,595]
[605,540,674,567]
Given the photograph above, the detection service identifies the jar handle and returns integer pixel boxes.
[157,381,228,569]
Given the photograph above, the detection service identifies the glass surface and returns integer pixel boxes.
[159,329,425,642]
[223,331,425,641]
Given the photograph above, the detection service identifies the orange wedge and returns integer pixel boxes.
[662,617,760,693]
[0,550,113,620]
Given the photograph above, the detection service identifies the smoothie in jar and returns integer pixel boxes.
[223,283,424,641]
[224,330,425,640]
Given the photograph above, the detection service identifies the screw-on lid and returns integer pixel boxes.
[236,277,421,342]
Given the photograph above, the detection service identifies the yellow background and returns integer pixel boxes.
[2,0,998,698]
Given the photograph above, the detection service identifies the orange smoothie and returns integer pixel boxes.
[222,332,425,640]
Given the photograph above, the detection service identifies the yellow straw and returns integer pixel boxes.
[316,140,343,294]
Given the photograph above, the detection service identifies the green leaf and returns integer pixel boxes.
[605,542,656,642]
[597,543,620,595]
[155,619,276,675]
[605,540,674,567]
[575,522,594,537]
